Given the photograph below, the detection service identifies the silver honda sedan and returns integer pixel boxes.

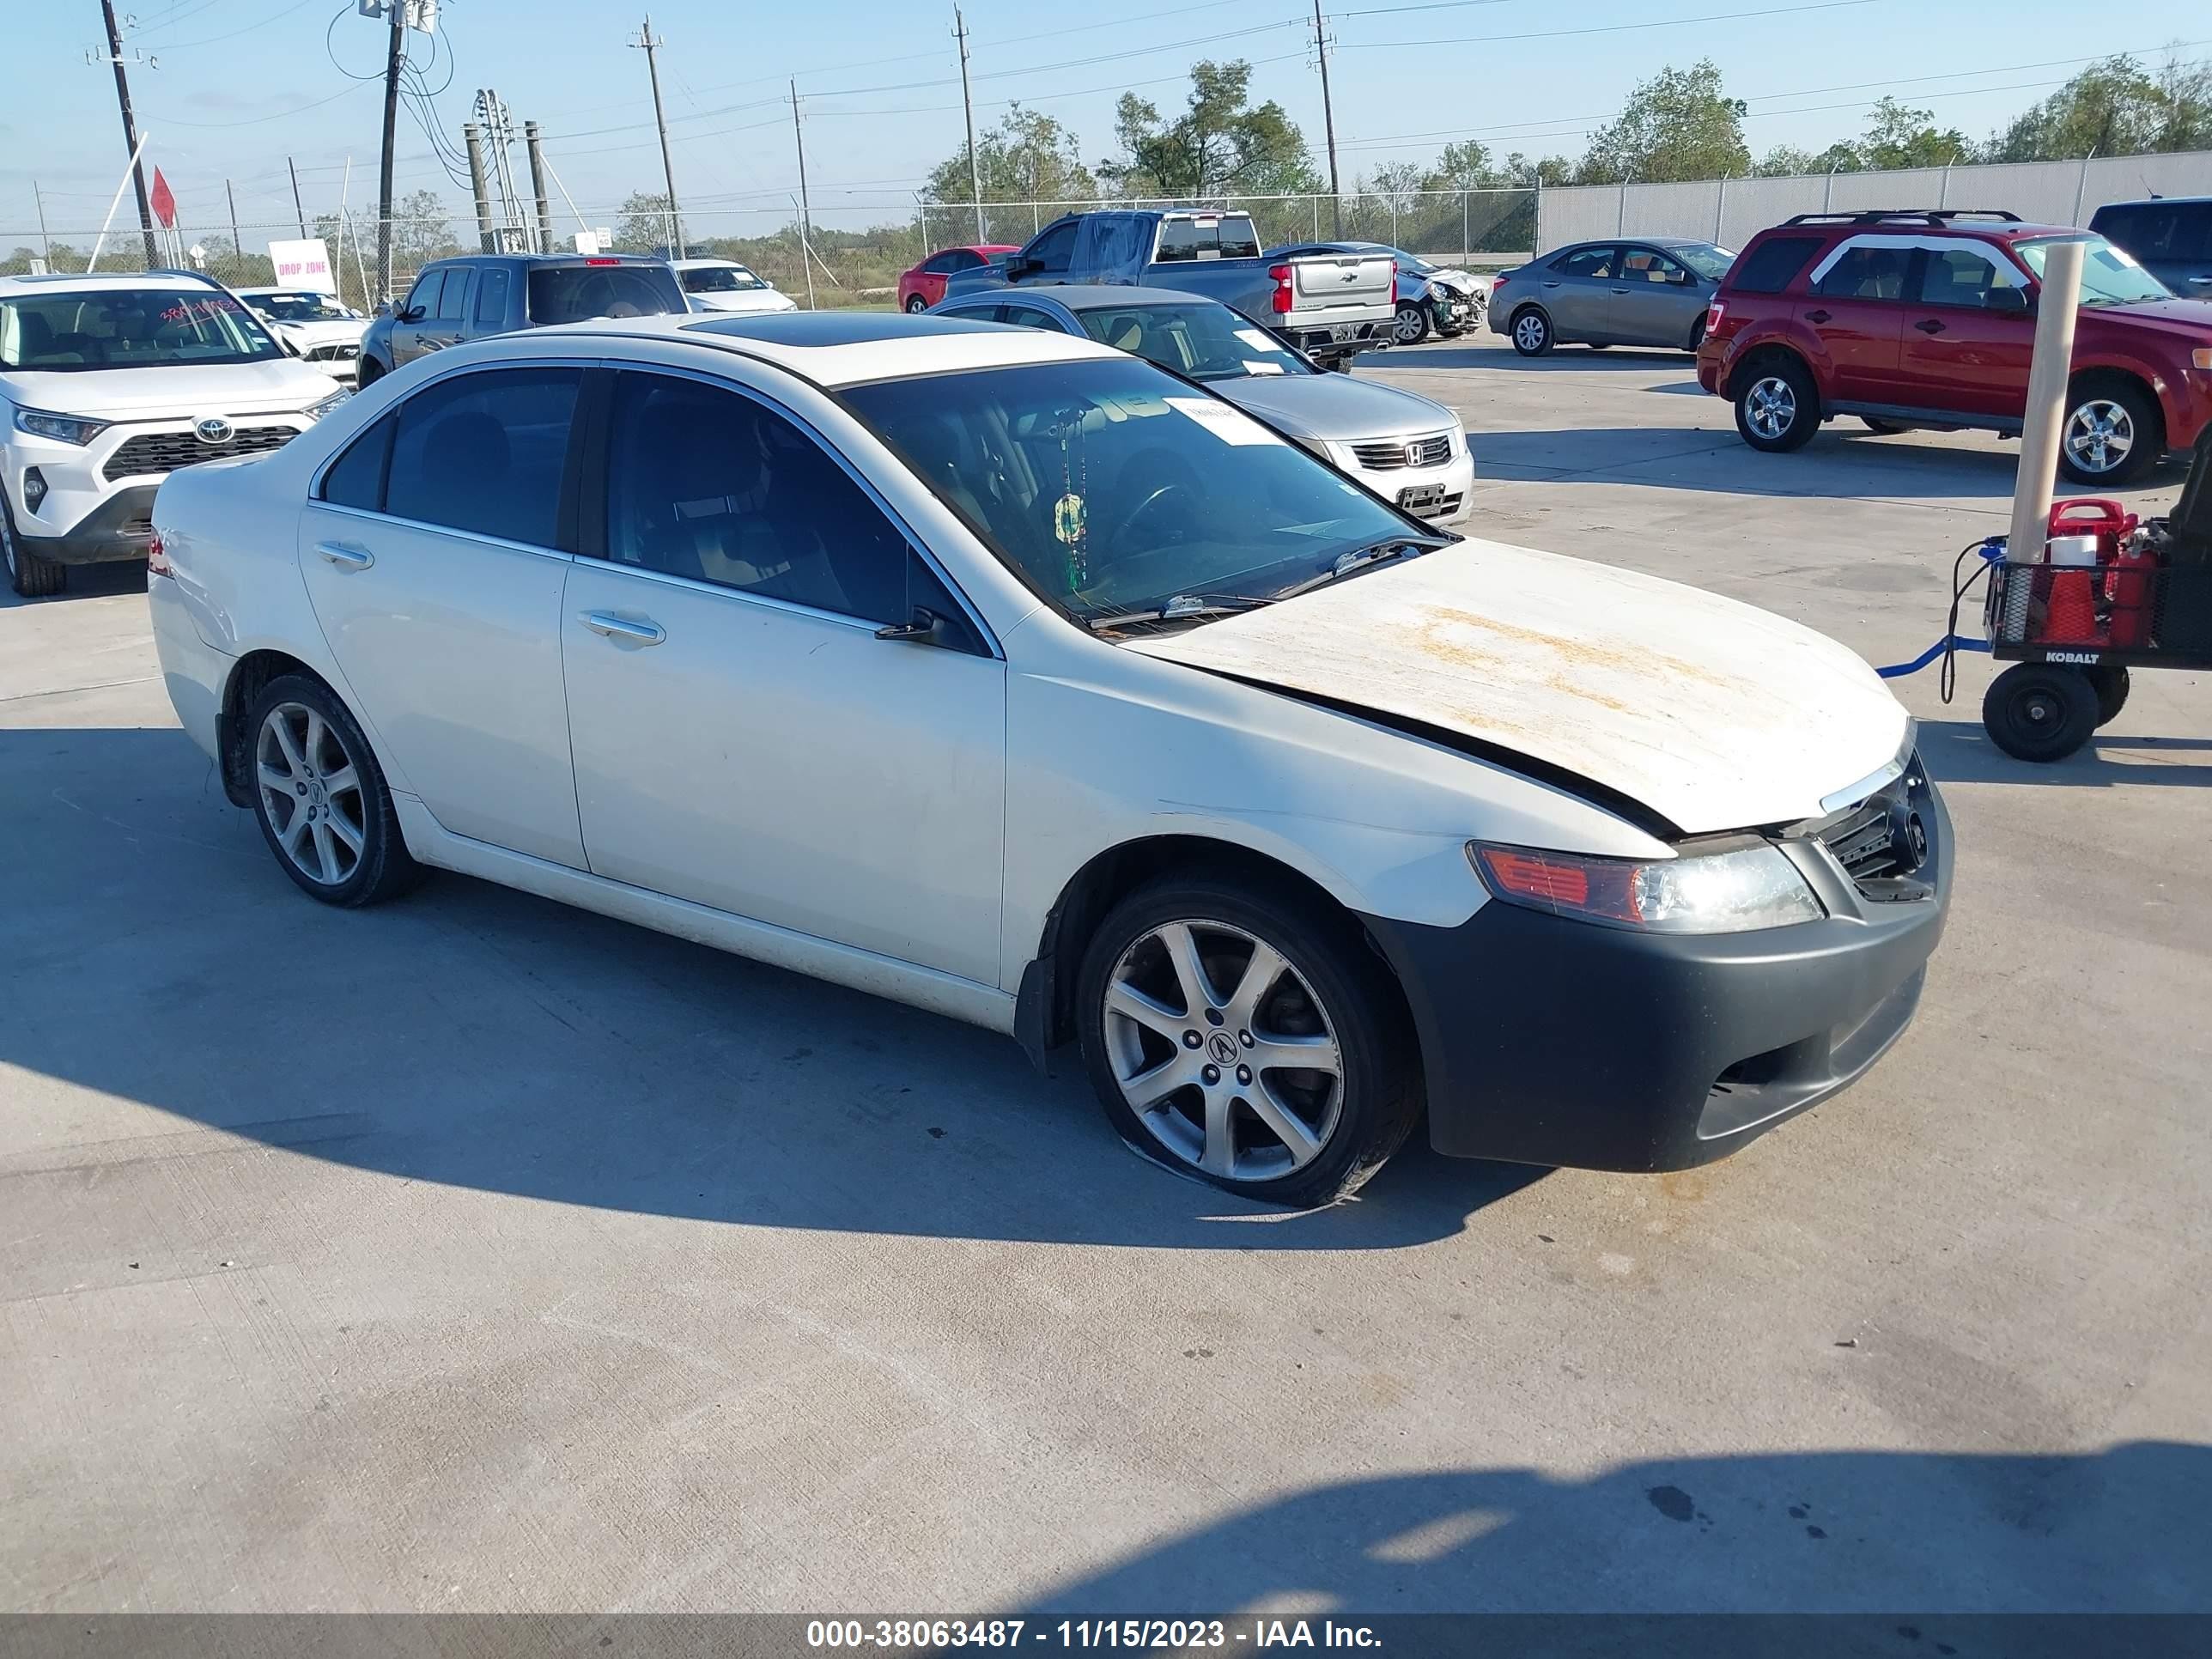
[932,285,1474,526]
[1486,238,1735,356]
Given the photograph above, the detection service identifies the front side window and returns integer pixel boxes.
[1813,246,1911,301]
[1554,246,1619,281]
[0,288,283,371]
[404,270,444,318]
[380,367,580,545]
[1620,248,1690,285]
[526,264,686,324]
[1914,246,2024,308]
[602,372,908,623]
[1024,222,1079,275]
[1074,302,1308,381]
[2017,235,2172,305]
[473,266,511,325]
[842,356,1431,629]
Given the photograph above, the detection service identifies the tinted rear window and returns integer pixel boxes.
[1729,235,1824,294]
[2093,201,2212,263]
[526,264,685,325]
[1155,216,1261,263]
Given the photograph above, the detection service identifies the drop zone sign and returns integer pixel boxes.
[267,238,337,295]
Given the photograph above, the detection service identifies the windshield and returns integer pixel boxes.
[245,291,355,323]
[0,289,283,371]
[842,356,1429,628]
[681,264,769,293]
[1073,302,1310,383]
[1671,243,1735,281]
[2018,235,2172,305]
[526,264,687,324]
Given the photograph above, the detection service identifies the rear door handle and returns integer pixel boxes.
[580,611,665,645]
[1804,308,1831,325]
[314,541,374,570]
[2189,275,2212,286]
[1609,286,1630,295]
[1540,280,1560,289]
[1915,319,1947,335]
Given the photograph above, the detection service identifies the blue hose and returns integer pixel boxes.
[1877,635,1991,679]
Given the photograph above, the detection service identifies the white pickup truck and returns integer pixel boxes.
[939,209,1397,368]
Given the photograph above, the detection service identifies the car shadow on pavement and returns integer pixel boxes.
[1010,1443,2212,1626]
[1472,427,2030,501]
[1380,345,1697,373]
[1918,718,2212,788]
[0,562,147,610]
[0,726,1546,1250]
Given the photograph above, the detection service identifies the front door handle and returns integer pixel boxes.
[580,611,665,645]
[1804,308,1831,325]
[2189,275,2212,286]
[315,541,374,570]
[1610,286,1630,295]
[1915,318,1948,335]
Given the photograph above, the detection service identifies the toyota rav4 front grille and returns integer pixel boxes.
[105,426,298,481]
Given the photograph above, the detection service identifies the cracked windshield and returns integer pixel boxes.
[842,356,1437,628]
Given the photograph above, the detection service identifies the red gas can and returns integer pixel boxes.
[2107,534,2160,648]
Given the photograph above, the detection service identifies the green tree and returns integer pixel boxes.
[1421,138,1493,191]
[1861,98,1969,169]
[2150,50,2212,151]
[926,105,1099,215]
[1982,56,2165,161]
[393,188,461,264]
[1099,60,1321,198]
[613,191,676,252]
[1577,61,1749,183]
[1497,151,1576,187]
[1753,142,1862,178]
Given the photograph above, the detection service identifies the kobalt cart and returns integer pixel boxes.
[1972,433,2212,763]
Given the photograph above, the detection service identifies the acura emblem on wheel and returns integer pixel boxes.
[194,416,234,445]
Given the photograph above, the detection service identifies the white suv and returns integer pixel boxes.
[2,271,348,596]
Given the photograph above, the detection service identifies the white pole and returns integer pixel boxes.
[537,149,595,238]
[2008,239,2086,561]
[2071,147,2096,226]
[86,129,152,273]
[334,156,352,307]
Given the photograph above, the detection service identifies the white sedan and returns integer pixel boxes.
[148,313,1949,1206]
[672,258,799,316]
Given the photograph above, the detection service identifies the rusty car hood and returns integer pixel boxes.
[1126,539,1911,835]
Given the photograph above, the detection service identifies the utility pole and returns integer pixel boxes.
[226,177,240,270]
[953,7,983,242]
[98,0,161,269]
[1311,0,1341,236]
[525,121,554,254]
[33,182,52,265]
[791,82,817,309]
[631,16,684,254]
[464,121,495,252]
[288,156,308,236]
[375,0,406,304]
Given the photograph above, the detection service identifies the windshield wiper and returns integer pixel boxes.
[1273,537,1442,601]
[1082,592,1274,631]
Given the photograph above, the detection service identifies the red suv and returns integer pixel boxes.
[1697,210,2212,484]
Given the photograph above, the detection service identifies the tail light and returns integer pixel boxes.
[1704,301,1726,337]
[585,257,620,266]
[1491,272,1509,288]
[1268,263,1292,315]
[147,530,172,578]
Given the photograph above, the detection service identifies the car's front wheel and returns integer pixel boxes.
[2059,377,2161,485]
[1734,356,1820,452]
[904,294,929,313]
[1393,301,1431,345]
[1,488,67,598]
[1076,875,1419,1208]
[245,674,424,906]
[355,356,386,389]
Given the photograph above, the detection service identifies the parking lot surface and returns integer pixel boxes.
[3,331,2208,1613]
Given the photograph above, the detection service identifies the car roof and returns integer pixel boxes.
[549,309,1119,386]
[672,258,754,268]
[0,271,228,295]
[2094,196,2212,210]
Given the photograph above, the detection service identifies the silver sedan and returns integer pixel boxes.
[1487,238,1734,356]
[931,285,1474,526]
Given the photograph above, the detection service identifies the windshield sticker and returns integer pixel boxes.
[1165,396,1276,446]
[158,296,244,325]
[1233,328,1276,353]
[1242,361,1285,375]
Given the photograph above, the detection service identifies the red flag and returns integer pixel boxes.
[149,167,177,229]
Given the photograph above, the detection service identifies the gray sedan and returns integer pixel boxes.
[931,285,1474,525]
[1486,238,1734,356]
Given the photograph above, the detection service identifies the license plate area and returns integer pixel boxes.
[1398,483,1449,514]
[1328,323,1357,343]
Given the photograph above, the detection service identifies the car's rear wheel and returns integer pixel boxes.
[1393,301,1431,345]
[1510,307,1553,356]
[1686,315,1707,353]
[1,489,66,598]
[1076,875,1419,1209]
[904,294,929,313]
[246,674,423,907]
[2059,377,2161,485]
[1735,355,1820,452]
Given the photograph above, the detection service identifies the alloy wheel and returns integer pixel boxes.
[2064,398,2134,477]
[1101,918,1343,1182]
[1513,313,1547,352]
[256,701,368,886]
[1745,375,1798,440]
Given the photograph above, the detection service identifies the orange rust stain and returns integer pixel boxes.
[1414,605,1744,692]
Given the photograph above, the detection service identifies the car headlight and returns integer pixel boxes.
[1469,839,1823,934]
[14,407,109,446]
[302,389,353,422]
[1427,281,1447,301]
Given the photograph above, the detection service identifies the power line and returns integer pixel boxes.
[1335,0,1881,51]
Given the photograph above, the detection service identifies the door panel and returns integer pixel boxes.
[562,564,1007,984]
[1610,249,1705,346]
[1539,246,1620,339]
[1898,245,2034,416]
[295,364,586,867]
[1798,245,1913,401]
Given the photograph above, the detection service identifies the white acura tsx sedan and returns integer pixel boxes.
[149,312,1949,1208]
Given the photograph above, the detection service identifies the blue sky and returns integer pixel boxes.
[3,0,2206,246]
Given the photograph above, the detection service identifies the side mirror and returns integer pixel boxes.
[873,605,957,647]
[1005,257,1034,281]
[1987,286,2030,314]
[399,304,426,324]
